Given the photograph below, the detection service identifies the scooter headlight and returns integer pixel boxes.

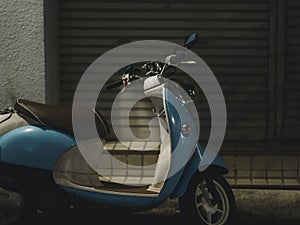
[181,123,192,137]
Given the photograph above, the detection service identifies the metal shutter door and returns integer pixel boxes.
[59,0,270,142]
[283,0,300,140]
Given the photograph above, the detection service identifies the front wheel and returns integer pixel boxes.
[179,175,236,225]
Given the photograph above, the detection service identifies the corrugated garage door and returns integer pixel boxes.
[59,0,270,143]
[283,0,300,140]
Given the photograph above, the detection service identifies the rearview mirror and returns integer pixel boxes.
[183,32,198,48]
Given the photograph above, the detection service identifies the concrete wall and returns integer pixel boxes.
[0,0,45,109]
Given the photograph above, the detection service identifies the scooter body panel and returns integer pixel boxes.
[0,126,76,170]
[60,185,156,210]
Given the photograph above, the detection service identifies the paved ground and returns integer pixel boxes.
[28,189,300,225]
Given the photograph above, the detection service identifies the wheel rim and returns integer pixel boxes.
[194,179,230,225]
[0,211,19,225]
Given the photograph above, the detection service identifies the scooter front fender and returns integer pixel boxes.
[171,144,227,198]
[0,126,76,170]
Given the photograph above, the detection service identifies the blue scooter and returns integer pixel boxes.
[0,33,235,225]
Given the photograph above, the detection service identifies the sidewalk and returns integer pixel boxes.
[26,189,300,225]
[134,189,300,225]
[232,189,300,225]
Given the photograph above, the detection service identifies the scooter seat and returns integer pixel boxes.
[14,99,109,138]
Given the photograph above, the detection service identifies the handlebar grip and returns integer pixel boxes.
[106,80,123,90]
[131,75,141,81]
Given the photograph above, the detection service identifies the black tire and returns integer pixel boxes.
[0,182,23,225]
[179,175,236,225]
[0,194,35,225]
[0,180,35,225]
[0,212,20,225]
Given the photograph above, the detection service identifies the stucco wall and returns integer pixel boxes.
[0,0,45,109]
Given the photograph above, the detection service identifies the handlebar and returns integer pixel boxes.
[106,52,196,90]
[106,74,142,90]
[106,80,124,90]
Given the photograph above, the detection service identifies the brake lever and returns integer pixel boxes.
[180,61,196,64]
